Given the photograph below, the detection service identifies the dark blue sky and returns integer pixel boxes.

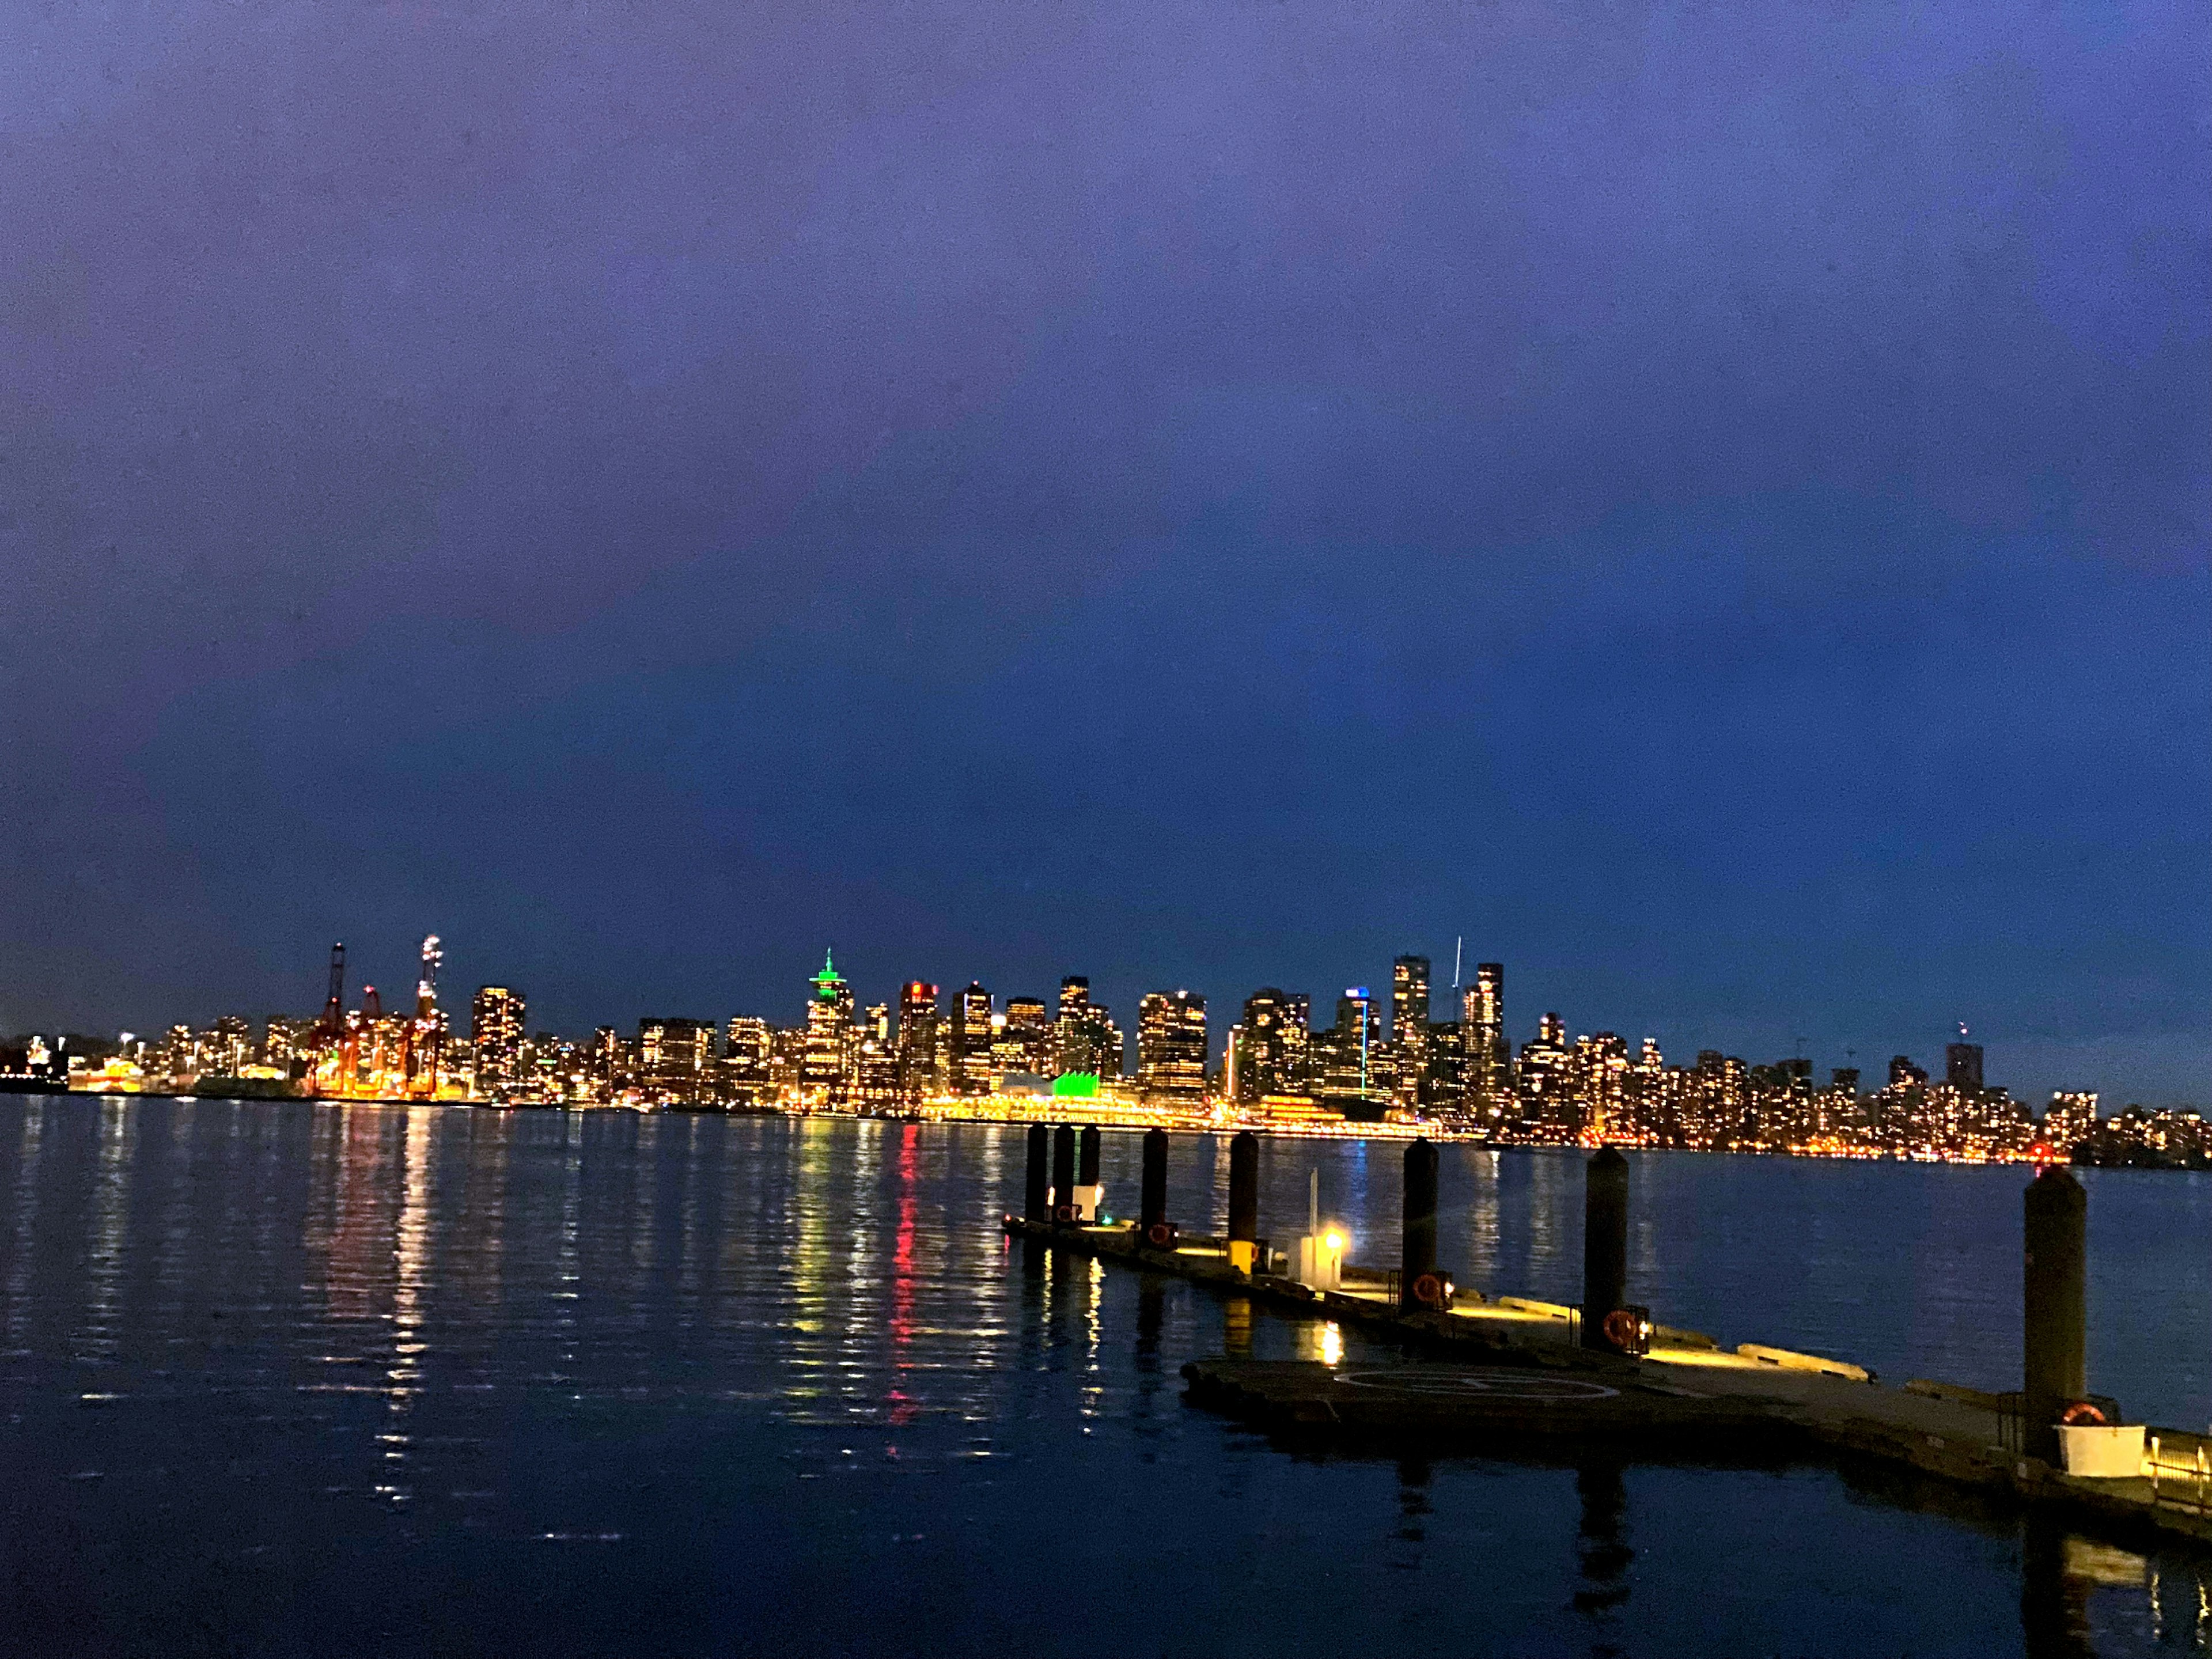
[2,2,2205,1102]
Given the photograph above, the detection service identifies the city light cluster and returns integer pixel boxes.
[6,941,2206,1169]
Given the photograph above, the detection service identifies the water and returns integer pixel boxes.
[1,1096,2206,1657]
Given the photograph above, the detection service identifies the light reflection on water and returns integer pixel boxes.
[0,1094,2203,1659]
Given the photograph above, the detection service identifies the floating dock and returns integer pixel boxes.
[1002,1211,2212,1550]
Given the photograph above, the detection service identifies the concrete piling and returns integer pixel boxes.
[1581,1148,1629,1350]
[1051,1124,1078,1224]
[1402,1138,1439,1307]
[1024,1123,1050,1222]
[1075,1125,1103,1220]
[2023,1164,2088,1464]
[1140,1127,1170,1243]
[1226,1130,1259,1273]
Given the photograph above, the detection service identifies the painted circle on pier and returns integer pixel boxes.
[1334,1369,1619,1402]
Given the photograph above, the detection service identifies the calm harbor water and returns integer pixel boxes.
[1,1094,2206,1657]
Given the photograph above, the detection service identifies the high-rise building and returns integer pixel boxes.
[854,1003,899,1108]
[949,983,994,1097]
[1888,1055,1929,1089]
[723,1016,773,1103]
[1321,988,1381,1100]
[590,1025,626,1097]
[1390,956,1430,1107]
[1004,997,1052,1074]
[1945,1037,1984,1093]
[638,1017,715,1103]
[1234,988,1299,1101]
[470,986,527,1099]
[2043,1091,2099,1151]
[1463,963,1506,1099]
[895,982,940,1105]
[803,950,855,1104]
[1137,991,1207,1106]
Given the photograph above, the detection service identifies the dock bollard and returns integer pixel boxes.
[1051,1124,1078,1224]
[1401,1138,1440,1308]
[1024,1124,1050,1223]
[1075,1126,1102,1221]
[2023,1164,2088,1464]
[1226,1131,1259,1274]
[1139,1128,1172,1246]
[1581,1147,1629,1350]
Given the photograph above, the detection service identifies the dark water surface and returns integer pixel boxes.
[2,1096,2206,1657]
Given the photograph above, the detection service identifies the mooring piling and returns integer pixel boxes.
[1402,1137,1440,1307]
[2023,1164,2088,1464]
[1024,1123,1050,1223]
[1140,1127,1171,1245]
[1076,1125,1103,1220]
[1227,1130,1259,1273]
[1581,1147,1629,1350]
[1051,1124,1078,1223]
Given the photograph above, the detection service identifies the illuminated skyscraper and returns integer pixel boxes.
[723,1016,773,1103]
[1462,963,1506,1099]
[895,982,940,1105]
[802,950,854,1104]
[1051,976,1120,1079]
[1321,988,1381,1100]
[949,982,993,1096]
[1137,991,1207,1106]
[1390,956,1430,1107]
[639,1017,714,1103]
[469,986,526,1099]
[1945,1034,1984,1093]
[1004,997,1052,1074]
[1235,988,1298,1101]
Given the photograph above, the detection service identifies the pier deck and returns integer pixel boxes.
[1003,1214,2212,1548]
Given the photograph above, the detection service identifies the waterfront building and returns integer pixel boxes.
[802,950,855,1105]
[639,1017,715,1104]
[895,982,940,1105]
[854,1003,899,1109]
[1137,990,1207,1106]
[1321,988,1382,1101]
[470,986,526,1099]
[1516,1013,1570,1136]
[2043,1090,2099,1151]
[723,1017,774,1104]
[1234,988,1298,1102]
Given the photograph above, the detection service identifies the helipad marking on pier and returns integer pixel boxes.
[1334,1369,1619,1402]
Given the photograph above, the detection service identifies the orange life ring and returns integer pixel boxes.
[1145,1222,1174,1248]
[2059,1400,2105,1426]
[1602,1308,1642,1350]
[1411,1271,1446,1307]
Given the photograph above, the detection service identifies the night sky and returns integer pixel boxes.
[3,2,2205,1103]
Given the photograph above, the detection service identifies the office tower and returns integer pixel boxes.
[1831,1067,1861,1093]
[1888,1055,1928,1089]
[1462,963,1506,1099]
[469,986,527,1099]
[1282,993,1312,1089]
[260,1015,309,1072]
[639,1017,715,1104]
[1235,988,1298,1101]
[853,1004,899,1109]
[1005,996,1052,1074]
[1945,1037,1984,1093]
[723,1016,773,1103]
[1516,1013,1569,1131]
[590,1026,625,1097]
[1096,1010,1126,1080]
[1321,988,1381,1100]
[895,982,940,1105]
[950,983,994,1096]
[802,950,855,1104]
[1390,956,1430,1106]
[1137,991,1207,1106]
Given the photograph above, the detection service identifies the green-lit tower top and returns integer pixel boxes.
[812,948,844,1001]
